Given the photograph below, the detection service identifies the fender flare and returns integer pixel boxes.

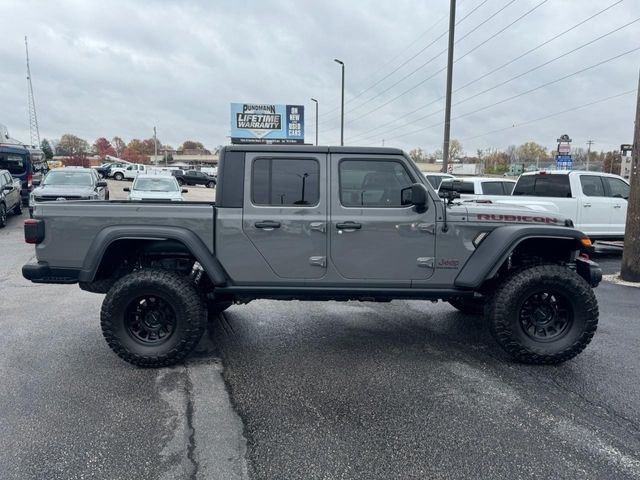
[454,225,586,289]
[77,225,228,286]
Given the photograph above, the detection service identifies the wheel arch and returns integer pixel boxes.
[78,225,228,286]
[455,225,587,289]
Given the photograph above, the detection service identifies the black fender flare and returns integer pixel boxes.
[454,225,587,289]
[77,225,228,286]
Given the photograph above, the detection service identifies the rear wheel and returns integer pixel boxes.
[206,181,215,189]
[14,200,23,215]
[113,172,124,181]
[486,265,598,364]
[100,269,206,367]
[177,179,185,186]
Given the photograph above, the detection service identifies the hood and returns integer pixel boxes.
[459,201,571,227]
[32,185,96,197]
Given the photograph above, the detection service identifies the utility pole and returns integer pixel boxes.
[334,59,345,146]
[311,98,319,145]
[153,126,158,165]
[586,139,594,171]
[25,36,40,148]
[382,139,385,147]
[442,0,457,174]
[621,71,640,282]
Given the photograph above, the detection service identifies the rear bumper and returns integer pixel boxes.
[22,262,80,284]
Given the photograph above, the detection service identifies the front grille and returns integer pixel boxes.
[36,195,85,202]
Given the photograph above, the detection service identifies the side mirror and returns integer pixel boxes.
[181,189,188,193]
[123,187,130,192]
[96,180,107,188]
[401,183,428,213]
[3,185,13,191]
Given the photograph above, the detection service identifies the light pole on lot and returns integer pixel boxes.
[334,59,345,146]
[311,98,319,146]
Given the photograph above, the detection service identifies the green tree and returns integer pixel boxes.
[40,139,53,159]
[516,142,548,167]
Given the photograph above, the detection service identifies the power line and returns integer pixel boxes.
[326,0,548,131]
[352,10,632,143]
[322,0,520,126]
[381,46,640,142]
[319,0,479,119]
[457,90,636,142]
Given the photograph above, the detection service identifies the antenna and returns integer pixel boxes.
[25,36,40,148]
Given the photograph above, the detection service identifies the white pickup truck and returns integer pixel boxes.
[110,163,147,181]
[500,170,630,240]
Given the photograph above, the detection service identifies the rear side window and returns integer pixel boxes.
[0,154,27,175]
[339,160,413,207]
[439,180,475,194]
[252,158,320,206]
[580,175,606,197]
[604,177,630,199]
[481,181,507,195]
[513,175,571,198]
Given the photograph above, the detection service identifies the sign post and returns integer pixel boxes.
[230,103,305,144]
[556,134,573,170]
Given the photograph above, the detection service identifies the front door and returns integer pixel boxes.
[578,175,612,236]
[242,152,328,279]
[329,155,436,282]
[603,176,630,236]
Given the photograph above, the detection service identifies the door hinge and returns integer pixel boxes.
[310,222,326,233]
[309,256,327,267]
[417,257,434,268]
[417,223,435,234]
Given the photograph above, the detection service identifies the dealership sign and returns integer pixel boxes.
[230,103,304,144]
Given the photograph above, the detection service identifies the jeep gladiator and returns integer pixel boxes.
[22,146,602,367]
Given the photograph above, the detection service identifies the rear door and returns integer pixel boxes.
[329,154,436,282]
[242,152,328,279]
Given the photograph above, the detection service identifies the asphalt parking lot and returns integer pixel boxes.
[1,209,639,480]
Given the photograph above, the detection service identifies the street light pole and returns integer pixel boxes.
[153,126,158,165]
[311,98,319,146]
[442,0,457,174]
[334,59,345,146]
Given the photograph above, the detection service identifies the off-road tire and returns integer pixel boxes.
[0,203,6,228]
[113,172,124,181]
[448,296,485,315]
[100,269,206,367]
[14,200,23,215]
[486,265,598,365]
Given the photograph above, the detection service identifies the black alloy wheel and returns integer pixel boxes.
[125,295,176,345]
[519,291,572,342]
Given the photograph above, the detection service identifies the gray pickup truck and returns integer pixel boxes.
[22,146,602,367]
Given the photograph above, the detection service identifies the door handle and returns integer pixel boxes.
[254,220,281,230]
[336,222,362,231]
[583,203,591,208]
[613,204,622,209]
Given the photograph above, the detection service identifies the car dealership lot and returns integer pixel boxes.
[108,178,215,202]
[1,213,639,479]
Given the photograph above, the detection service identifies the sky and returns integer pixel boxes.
[1,0,638,155]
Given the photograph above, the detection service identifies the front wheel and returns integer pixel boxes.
[486,265,598,365]
[113,172,124,181]
[100,269,206,367]
[206,181,215,189]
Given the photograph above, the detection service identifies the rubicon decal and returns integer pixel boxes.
[476,214,560,224]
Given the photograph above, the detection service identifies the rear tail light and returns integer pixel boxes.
[27,173,33,190]
[24,218,44,244]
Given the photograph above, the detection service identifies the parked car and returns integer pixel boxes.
[23,145,602,368]
[172,169,216,188]
[503,170,629,240]
[0,169,23,227]
[124,175,186,202]
[110,163,147,181]
[0,143,47,206]
[422,172,455,190]
[30,167,109,214]
[438,177,516,200]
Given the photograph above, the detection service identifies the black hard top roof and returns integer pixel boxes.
[222,145,405,155]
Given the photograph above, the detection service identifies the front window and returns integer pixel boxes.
[43,171,94,186]
[133,177,179,192]
[604,177,630,199]
[339,160,413,207]
[580,175,606,197]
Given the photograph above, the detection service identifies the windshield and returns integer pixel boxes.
[133,177,179,192]
[0,154,27,175]
[44,170,94,186]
